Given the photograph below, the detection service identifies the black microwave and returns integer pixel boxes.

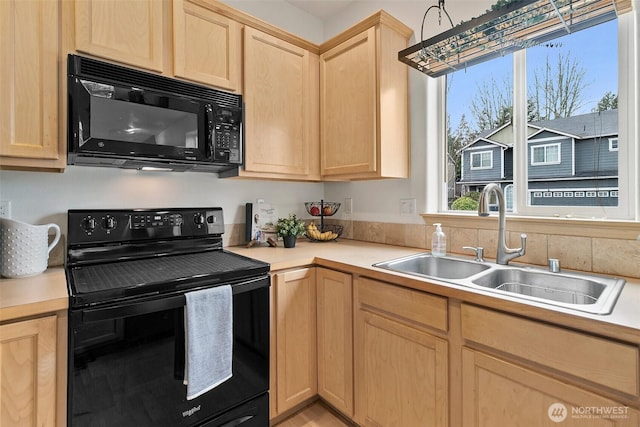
[67,54,243,173]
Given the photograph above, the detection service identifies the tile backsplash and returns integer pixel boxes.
[327,218,640,279]
[114,218,639,280]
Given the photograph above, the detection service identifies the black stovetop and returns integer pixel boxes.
[66,208,269,308]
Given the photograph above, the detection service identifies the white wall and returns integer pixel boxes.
[222,0,325,43]
[0,167,323,236]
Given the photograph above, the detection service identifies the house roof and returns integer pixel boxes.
[530,109,618,139]
[461,109,618,152]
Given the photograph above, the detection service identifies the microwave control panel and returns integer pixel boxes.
[211,107,243,164]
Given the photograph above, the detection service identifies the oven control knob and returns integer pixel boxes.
[102,215,117,231]
[81,217,97,234]
[193,213,205,226]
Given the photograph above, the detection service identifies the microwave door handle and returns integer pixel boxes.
[206,104,215,156]
[82,294,185,322]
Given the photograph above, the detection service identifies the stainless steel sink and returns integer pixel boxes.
[471,267,625,314]
[373,254,491,280]
[373,253,625,315]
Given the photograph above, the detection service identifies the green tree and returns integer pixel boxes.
[447,113,477,183]
[594,91,618,112]
[451,196,479,210]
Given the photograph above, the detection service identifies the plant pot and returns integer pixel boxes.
[283,235,297,248]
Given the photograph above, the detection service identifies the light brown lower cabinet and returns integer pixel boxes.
[462,348,640,426]
[271,268,317,418]
[354,277,449,427]
[316,267,353,417]
[269,268,640,427]
[1,315,57,427]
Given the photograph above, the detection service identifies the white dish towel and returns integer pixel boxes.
[184,285,233,400]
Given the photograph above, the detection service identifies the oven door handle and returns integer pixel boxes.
[82,294,185,322]
[81,275,269,322]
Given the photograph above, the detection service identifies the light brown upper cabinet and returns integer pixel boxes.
[240,27,320,180]
[320,11,412,180]
[74,0,165,73]
[173,0,242,92]
[0,0,64,170]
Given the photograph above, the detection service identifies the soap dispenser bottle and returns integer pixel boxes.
[431,223,447,257]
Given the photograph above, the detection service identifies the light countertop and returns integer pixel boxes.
[2,240,638,345]
[229,239,640,344]
[0,268,68,322]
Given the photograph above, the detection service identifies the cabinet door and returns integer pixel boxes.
[172,0,241,91]
[462,348,639,426]
[320,27,377,177]
[1,316,57,427]
[0,0,60,163]
[74,0,164,72]
[273,268,317,415]
[243,27,320,179]
[355,310,448,427]
[317,268,353,417]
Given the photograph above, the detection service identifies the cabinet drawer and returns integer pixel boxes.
[356,277,447,332]
[461,304,639,396]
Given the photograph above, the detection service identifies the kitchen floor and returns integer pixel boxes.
[274,402,352,427]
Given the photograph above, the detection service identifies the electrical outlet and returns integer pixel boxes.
[344,198,353,214]
[400,198,416,216]
[0,200,11,219]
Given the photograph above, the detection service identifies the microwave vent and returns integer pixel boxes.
[69,55,241,109]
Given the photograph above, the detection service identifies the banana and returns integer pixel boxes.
[307,222,321,239]
[307,222,318,239]
[307,222,339,240]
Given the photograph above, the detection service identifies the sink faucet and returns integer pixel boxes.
[478,183,527,265]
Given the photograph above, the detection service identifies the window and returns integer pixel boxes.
[609,137,619,151]
[441,12,637,219]
[470,151,493,169]
[531,143,560,165]
[504,184,514,212]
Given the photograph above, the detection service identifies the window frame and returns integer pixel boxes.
[609,137,619,151]
[432,9,638,221]
[470,150,493,170]
[530,143,561,166]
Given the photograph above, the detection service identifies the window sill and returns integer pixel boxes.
[421,212,639,240]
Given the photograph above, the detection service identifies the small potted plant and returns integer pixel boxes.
[275,214,306,248]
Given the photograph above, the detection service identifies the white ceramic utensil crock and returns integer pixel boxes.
[0,218,61,278]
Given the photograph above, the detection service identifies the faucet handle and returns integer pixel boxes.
[518,233,527,255]
[463,246,485,262]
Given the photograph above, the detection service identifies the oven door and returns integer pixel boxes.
[68,276,269,427]
[68,75,211,162]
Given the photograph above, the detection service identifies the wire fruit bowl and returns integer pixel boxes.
[305,223,343,242]
[305,201,341,217]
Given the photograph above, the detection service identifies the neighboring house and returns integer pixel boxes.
[457,110,618,209]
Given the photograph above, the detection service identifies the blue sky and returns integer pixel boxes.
[447,19,618,131]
